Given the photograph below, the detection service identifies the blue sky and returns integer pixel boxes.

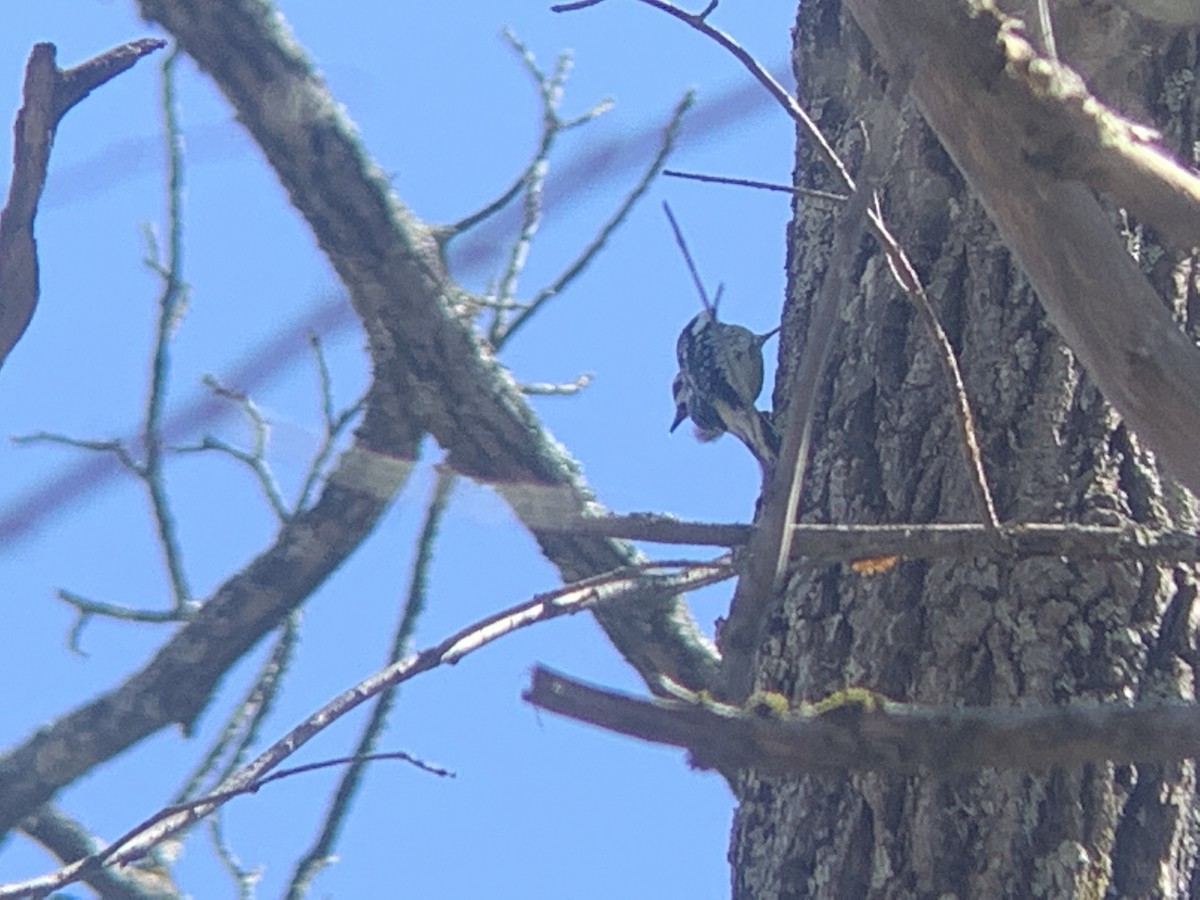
[0,2,796,896]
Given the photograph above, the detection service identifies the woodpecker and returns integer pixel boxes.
[670,307,780,470]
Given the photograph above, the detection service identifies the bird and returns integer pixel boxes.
[670,307,780,470]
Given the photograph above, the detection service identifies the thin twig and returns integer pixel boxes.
[441,29,610,260]
[665,168,849,203]
[310,331,337,435]
[487,30,579,345]
[12,432,138,470]
[57,589,191,655]
[440,175,527,240]
[6,751,454,899]
[1036,0,1058,61]
[177,434,290,521]
[562,1,851,183]
[662,200,714,311]
[471,295,532,312]
[142,46,193,612]
[867,193,999,528]
[208,813,258,899]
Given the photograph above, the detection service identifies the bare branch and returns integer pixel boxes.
[571,515,1200,565]
[12,432,138,470]
[173,612,300,806]
[486,31,567,343]
[53,38,168,118]
[552,0,607,10]
[865,190,999,530]
[525,667,1200,775]
[207,813,259,898]
[296,334,366,511]
[174,432,289,523]
[557,0,852,187]
[0,751,449,899]
[438,32,609,247]
[0,38,164,370]
[57,589,191,655]
[1035,0,1058,60]
[723,181,871,699]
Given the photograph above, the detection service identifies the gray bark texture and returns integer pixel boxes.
[730,2,1200,897]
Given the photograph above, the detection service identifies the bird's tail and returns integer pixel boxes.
[727,407,779,471]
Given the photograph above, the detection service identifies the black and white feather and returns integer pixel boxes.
[670,307,779,468]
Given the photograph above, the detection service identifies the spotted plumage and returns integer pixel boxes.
[670,308,779,469]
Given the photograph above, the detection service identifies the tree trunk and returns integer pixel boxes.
[729,3,1200,896]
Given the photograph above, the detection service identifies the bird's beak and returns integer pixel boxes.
[670,404,688,432]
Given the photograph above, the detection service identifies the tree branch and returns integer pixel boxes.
[525,667,1200,775]
[569,514,1200,564]
[0,38,165,370]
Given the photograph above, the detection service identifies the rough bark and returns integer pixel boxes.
[730,3,1200,897]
